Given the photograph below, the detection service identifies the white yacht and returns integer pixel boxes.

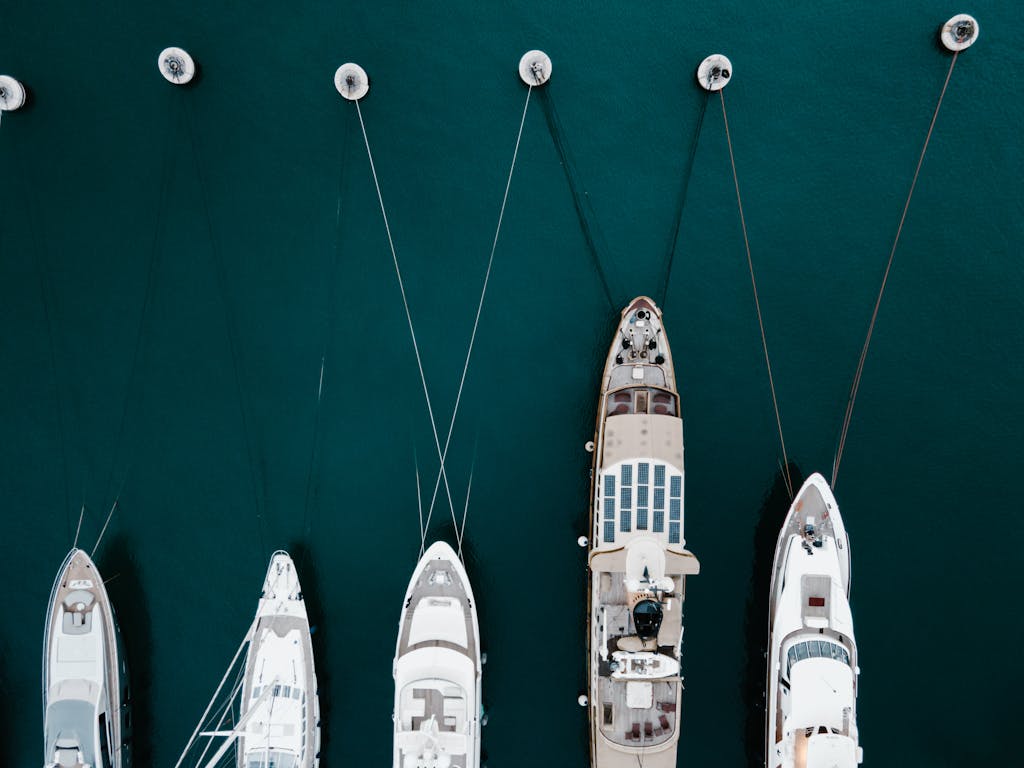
[182,550,321,768]
[393,541,481,768]
[236,551,321,768]
[42,548,130,768]
[587,296,700,768]
[766,473,862,768]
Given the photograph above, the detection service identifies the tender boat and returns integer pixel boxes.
[587,296,700,768]
[182,550,321,768]
[766,473,862,768]
[42,548,131,768]
[393,541,481,768]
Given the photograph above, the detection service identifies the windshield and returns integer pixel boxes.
[246,751,298,768]
[786,639,850,677]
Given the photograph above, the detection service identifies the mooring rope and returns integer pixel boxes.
[720,90,794,499]
[422,85,533,554]
[184,98,268,556]
[300,119,352,571]
[353,100,459,538]
[831,52,960,489]
[659,91,710,307]
[540,89,617,310]
[90,498,119,558]
[455,432,479,560]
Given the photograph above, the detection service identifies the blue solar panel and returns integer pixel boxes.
[620,509,631,532]
[636,508,648,530]
[670,475,682,498]
[637,485,649,507]
[669,522,681,544]
[653,509,665,532]
[604,475,615,498]
[620,487,632,510]
[638,463,650,484]
[621,464,633,485]
[653,488,665,510]
[604,498,615,520]
[604,521,616,543]
[654,465,666,487]
[669,498,681,520]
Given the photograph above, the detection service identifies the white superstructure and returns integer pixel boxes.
[237,551,321,768]
[182,550,321,768]
[766,474,863,768]
[393,541,481,768]
[42,549,130,768]
[588,297,700,768]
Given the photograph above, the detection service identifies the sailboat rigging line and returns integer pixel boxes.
[658,91,710,307]
[423,85,534,541]
[174,625,254,768]
[191,666,246,768]
[353,99,459,528]
[832,52,960,489]
[539,88,617,310]
[719,90,793,500]
[184,98,268,555]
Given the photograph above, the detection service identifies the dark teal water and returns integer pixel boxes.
[2,2,1021,765]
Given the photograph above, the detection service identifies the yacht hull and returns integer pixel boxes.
[393,541,481,768]
[42,548,130,768]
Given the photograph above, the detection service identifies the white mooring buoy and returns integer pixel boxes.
[697,54,733,91]
[585,440,595,453]
[577,535,588,548]
[0,75,26,112]
[334,63,369,101]
[518,50,552,86]
[941,14,979,51]
[158,47,196,85]
[578,694,589,707]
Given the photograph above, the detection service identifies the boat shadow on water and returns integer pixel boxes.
[741,463,803,768]
[288,542,329,762]
[98,533,153,766]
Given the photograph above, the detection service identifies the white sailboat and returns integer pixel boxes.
[766,473,862,768]
[393,541,481,768]
[42,548,131,768]
[587,296,700,768]
[178,550,320,768]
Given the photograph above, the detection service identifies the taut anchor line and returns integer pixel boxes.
[831,16,977,488]
[338,53,550,561]
[422,51,549,560]
[701,54,794,499]
[337,62,460,547]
